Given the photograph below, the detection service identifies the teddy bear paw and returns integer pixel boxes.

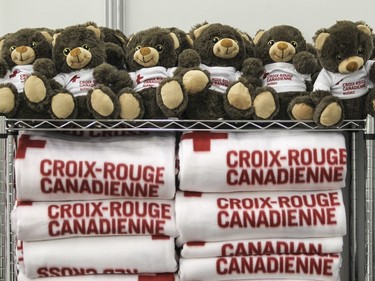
[290,103,314,120]
[182,70,210,94]
[316,102,343,127]
[89,89,115,118]
[253,88,278,120]
[227,82,252,110]
[0,87,16,114]
[24,75,47,103]
[51,93,75,119]
[159,80,184,110]
[119,92,143,119]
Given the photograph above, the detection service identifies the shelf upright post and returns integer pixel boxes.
[0,116,6,280]
[350,129,358,281]
[365,114,375,281]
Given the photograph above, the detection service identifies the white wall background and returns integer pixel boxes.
[123,0,375,42]
[0,0,106,35]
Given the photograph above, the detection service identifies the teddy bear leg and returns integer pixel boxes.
[118,88,144,119]
[287,94,315,121]
[87,85,120,119]
[253,87,279,120]
[156,78,188,118]
[0,83,18,117]
[181,69,210,94]
[224,81,254,119]
[50,92,77,119]
[23,73,51,111]
[366,89,375,117]
[312,91,344,127]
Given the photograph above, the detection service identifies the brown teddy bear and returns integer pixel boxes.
[23,23,137,119]
[306,20,375,125]
[123,26,186,119]
[157,22,277,120]
[0,28,54,118]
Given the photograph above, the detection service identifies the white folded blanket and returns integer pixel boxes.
[179,131,347,192]
[15,131,176,201]
[18,236,177,279]
[175,190,346,245]
[12,198,178,241]
[17,272,179,281]
[181,237,343,258]
[179,254,341,281]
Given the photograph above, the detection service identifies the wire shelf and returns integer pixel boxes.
[4,118,367,133]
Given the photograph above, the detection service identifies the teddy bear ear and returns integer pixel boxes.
[253,30,265,45]
[357,24,372,37]
[40,31,53,44]
[0,39,4,52]
[314,32,330,51]
[186,34,193,48]
[86,25,101,39]
[193,23,210,39]
[52,33,60,47]
[169,32,180,50]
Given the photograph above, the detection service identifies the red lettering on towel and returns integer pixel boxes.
[181,132,228,152]
[16,135,46,159]
[139,273,175,281]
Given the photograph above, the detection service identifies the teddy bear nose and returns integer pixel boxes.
[346,61,358,72]
[71,48,81,57]
[221,39,233,48]
[15,46,27,54]
[277,42,288,51]
[140,47,151,56]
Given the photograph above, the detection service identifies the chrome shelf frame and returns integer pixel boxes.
[0,116,374,281]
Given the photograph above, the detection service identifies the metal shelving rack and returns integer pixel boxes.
[0,115,374,281]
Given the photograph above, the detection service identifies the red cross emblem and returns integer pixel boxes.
[15,134,46,159]
[136,73,144,84]
[181,132,228,152]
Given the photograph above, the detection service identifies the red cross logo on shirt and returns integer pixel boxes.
[9,69,20,78]
[181,131,228,152]
[15,134,46,159]
[136,73,144,84]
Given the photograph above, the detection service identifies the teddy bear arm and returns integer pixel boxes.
[369,63,375,83]
[178,49,201,68]
[241,58,264,79]
[93,63,118,85]
[33,58,57,79]
[0,58,9,78]
[293,51,318,75]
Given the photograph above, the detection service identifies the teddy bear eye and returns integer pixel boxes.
[9,46,16,52]
[213,37,220,43]
[268,40,275,46]
[63,48,71,56]
[82,44,90,50]
[156,45,163,52]
[336,54,342,61]
[357,47,364,55]
[31,42,37,48]
[135,45,141,51]
[291,41,298,47]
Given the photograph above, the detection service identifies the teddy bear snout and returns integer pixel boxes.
[277,42,288,51]
[140,47,151,56]
[15,46,28,54]
[346,61,359,72]
[70,48,82,57]
[221,39,233,48]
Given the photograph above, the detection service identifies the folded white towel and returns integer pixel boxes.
[17,272,179,281]
[18,236,177,279]
[179,254,341,281]
[181,237,343,258]
[15,131,176,201]
[12,198,178,241]
[175,190,346,245]
[179,131,347,192]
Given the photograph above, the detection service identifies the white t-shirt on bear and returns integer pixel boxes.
[129,66,176,92]
[54,69,97,97]
[262,62,311,93]
[313,60,375,99]
[200,64,241,94]
[3,65,33,93]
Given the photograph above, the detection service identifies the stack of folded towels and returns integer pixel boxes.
[12,131,179,281]
[176,131,347,281]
